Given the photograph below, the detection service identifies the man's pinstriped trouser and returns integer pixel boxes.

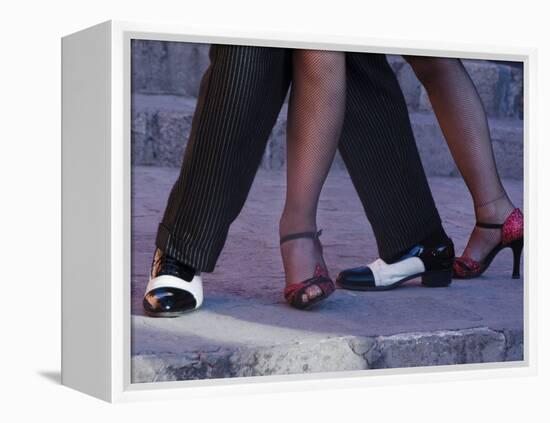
[156,45,443,272]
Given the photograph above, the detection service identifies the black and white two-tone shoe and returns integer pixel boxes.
[336,238,455,291]
[142,249,203,317]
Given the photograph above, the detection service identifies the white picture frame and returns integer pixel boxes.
[61,20,537,403]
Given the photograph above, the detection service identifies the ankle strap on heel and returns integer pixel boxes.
[280,229,323,245]
[476,207,523,230]
[476,222,504,229]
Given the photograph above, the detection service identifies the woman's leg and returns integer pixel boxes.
[405,56,515,262]
[280,50,346,304]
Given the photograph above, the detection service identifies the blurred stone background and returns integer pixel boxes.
[131,40,523,179]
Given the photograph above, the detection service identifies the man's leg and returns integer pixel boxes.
[336,53,454,291]
[157,45,292,272]
[143,45,292,316]
[339,53,445,262]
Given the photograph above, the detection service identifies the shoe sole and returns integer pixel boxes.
[287,289,335,311]
[336,268,453,292]
[143,306,199,318]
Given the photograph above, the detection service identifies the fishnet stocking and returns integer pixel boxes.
[280,50,346,301]
[405,56,515,261]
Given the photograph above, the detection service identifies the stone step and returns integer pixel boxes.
[388,56,523,120]
[131,94,523,179]
[132,325,522,382]
[131,40,523,119]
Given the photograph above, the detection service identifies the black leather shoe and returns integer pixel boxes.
[336,238,455,291]
[142,249,203,317]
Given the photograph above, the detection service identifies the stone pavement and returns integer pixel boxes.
[131,166,524,383]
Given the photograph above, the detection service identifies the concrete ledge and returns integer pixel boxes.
[131,327,522,382]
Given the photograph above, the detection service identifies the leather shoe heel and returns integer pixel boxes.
[421,268,453,288]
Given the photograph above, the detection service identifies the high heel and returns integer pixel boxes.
[453,208,524,279]
[511,238,524,279]
[281,230,335,310]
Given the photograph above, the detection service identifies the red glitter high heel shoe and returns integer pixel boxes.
[281,230,335,310]
[453,208,524,279]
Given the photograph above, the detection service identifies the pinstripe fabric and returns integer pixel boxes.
[156,45,292,270]
[339,53,442,261]
[156,46,442,272]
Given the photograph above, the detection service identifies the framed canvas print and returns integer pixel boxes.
[61,20,536,402]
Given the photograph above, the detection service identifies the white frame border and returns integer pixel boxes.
[74,20,538,403]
